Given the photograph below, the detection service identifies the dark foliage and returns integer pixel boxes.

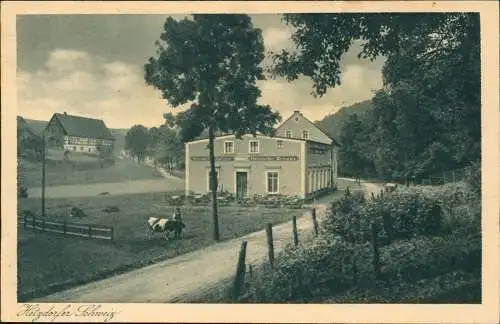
[279,13,480,180]
[239,183,481,303]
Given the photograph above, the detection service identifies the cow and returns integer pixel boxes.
[70,207,86,218]
[145,216,186,241]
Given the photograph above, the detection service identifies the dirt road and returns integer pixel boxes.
[27,177,184,199]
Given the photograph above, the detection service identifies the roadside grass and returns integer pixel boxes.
[19,158,162,187]
[17,191,307,301]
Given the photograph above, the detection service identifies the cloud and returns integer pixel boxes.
[45,49,93,73]
[17,48,180,128]
[258,62,383,124]
[262,27,292,51]
[18,44,384,129]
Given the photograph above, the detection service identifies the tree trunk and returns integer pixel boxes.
[208,126,220,241]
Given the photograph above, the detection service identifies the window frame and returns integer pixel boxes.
[249,140,260,154]
[302,130,309,140]
[285,130,292,138]
[277,140,283,149]
[265,170,279,194]
[224,140,234,154]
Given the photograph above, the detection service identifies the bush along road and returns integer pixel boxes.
[230,177,481,304]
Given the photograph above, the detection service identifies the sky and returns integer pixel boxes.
[17,14,385,129]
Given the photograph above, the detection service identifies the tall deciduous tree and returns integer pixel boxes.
[149,124,184,170]
[125,125,151,163]
[338,113,375,179]
[272,13,480,180]
[144,15,280,241]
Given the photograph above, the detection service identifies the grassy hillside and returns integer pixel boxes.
[19,157,163,187]
[315,100,372,141]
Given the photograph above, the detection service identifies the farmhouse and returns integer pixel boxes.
[185,111,339,199]
[44,112,115,155]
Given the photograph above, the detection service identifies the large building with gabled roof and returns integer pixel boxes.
[44,112,115,155]
[185,110,339,199]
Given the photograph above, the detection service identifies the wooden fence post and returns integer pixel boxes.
[231,240,248,301]
[42,219,45,232]
[110,227,114,240]
[32,216,35,232]
[248,264,253,279]
[266,223,275,267]
[311,208,319,236]
[24,214,27,230]
[292,216,299,247]
[371,222,381,280]
[63,220,67,235]
[88,224,92,238]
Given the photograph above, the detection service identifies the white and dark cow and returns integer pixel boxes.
[145,216,186,241]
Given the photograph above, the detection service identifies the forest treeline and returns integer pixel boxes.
[314,14,480,181]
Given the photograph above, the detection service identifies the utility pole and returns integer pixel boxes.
[41,130,46,218]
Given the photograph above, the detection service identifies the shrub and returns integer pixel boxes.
[323,187,445,244]
[421,182,481,236]
[465,160,481,197]
[238,183,481,303]
[380,233,481,282]
[329,270,480,303]
[322,196,369,242]
[442,199,481,236]
[374,188,444,239]
[240,231,481,303]
[424,182,477,208]
[240,236,374,302]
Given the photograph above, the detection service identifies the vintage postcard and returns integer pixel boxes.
[1,1,499,323]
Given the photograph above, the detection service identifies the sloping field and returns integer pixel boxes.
[19,158,162,187]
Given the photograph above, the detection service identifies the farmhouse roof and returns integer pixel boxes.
[276,110,340,146]
[188,111,340,146]
[48,113,115,140]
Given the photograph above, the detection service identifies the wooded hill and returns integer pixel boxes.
[315,100,372,141]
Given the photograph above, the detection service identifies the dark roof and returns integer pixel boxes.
[48,113,115,140]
